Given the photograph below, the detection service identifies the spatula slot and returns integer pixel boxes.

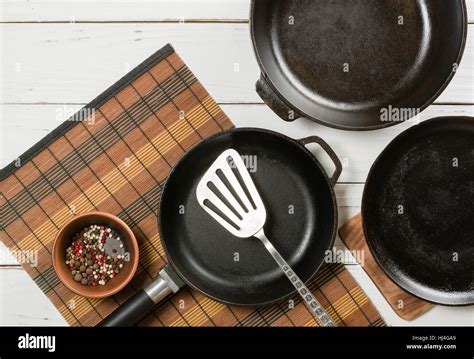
[216,169,249,214]
[226,156,257,210]
[203,199,240,230]
[206,181,243,220]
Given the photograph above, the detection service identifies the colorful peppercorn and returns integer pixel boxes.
[66,224,127,286]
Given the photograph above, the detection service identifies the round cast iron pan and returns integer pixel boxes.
[159,128,341,306]
[362,117,474,305]
[251,0,467,130]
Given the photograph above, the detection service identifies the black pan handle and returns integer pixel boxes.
[299,136,342,186]
[98,265,185,327]
[99,289,156,327]
[256,74,301,122]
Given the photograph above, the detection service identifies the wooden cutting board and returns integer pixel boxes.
[339,213,434,321]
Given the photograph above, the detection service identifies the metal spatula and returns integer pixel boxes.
[196,149,336,327]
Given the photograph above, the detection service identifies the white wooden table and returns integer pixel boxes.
[1,0,473,327]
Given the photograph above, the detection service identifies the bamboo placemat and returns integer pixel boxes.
[339,214,434,321]
[1,44,385,327]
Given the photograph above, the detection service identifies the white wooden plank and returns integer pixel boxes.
[2,104,472,180]
[0,268,67,326]
[0,243,21,266]
[1,0,250,23]
[2,0,474,23]
[2,242,474,326]
[1,23,473,104]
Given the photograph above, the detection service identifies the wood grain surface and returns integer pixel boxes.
[339,214,434,321]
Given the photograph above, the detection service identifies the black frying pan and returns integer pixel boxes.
[251,0,467,130]
[362,117,474,305]
[100,128,341,326]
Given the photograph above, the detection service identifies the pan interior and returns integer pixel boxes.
[159,130,336,305]
[363,118,474,305]
[252,0,466,128]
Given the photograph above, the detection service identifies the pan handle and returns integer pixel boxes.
[299,136,342,186]
[256,74,301,122]
[98,265,185,327]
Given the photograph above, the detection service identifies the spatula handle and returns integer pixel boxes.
[254,229,336,327]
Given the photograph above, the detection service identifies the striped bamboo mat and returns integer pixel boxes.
[0,44,385,327]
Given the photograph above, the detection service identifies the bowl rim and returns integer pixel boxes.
[52,211,139,298]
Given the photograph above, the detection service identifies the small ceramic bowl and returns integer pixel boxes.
[52,212,139,298]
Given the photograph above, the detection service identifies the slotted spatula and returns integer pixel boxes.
[196,149,336,327]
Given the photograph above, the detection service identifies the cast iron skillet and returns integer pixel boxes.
[100,128,341,325]
[362,117,474,305]
[251,0,467,130]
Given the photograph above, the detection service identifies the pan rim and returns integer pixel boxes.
[361,116,474,306]
[249,0,468,131]
[158,127,339,307]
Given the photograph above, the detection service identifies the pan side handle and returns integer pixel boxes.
[299,136,342,186]
[256,74,301,122]
[98,265,184,327]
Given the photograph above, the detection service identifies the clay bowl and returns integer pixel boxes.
[52,212,139,298]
